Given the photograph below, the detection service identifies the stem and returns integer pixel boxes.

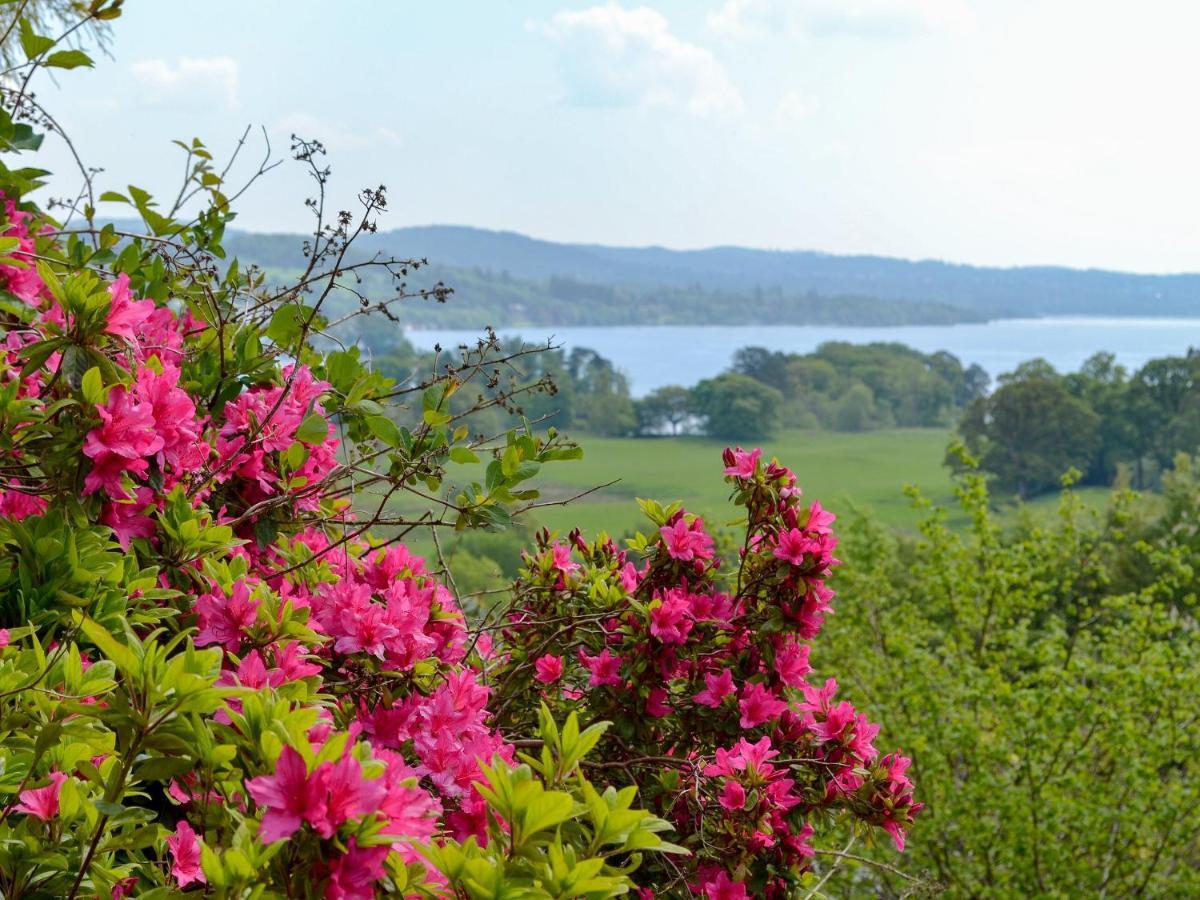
[803,833,856,900]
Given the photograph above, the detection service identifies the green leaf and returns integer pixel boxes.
[366,415,401,448]
[449,446,480,465]
[75,614,139,677]
[295,412,328,444]
[501,444,520,478]
[44,49,93,69]
[423,408,451,428]
[19,19,54,59]
[266,303,312,346]
[80,366,103,405]
[133,756,196,782]
[521,790,575,837]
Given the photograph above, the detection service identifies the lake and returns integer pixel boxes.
[406,317,1200,396]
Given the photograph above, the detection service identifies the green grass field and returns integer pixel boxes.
[389,428,1117,567]
[524,428,959,537]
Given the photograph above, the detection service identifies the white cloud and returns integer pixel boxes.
[774,90,816,126]
[534,3,742,116]
[709,0,973,39]
[130,57,239,110]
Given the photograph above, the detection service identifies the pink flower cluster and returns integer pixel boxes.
[215,364,340,512]
[0,196,518,896]
[498,445,920,894]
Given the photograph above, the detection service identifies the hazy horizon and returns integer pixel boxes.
[38,1,1200,275]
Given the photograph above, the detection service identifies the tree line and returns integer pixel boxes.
[366,337,994,441]
[956,350,1200,498]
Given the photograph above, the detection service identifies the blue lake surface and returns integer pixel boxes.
[407,318,1200,396]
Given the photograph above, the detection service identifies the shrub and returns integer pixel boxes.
[0,8,917,898]
[819,460,1200,896]
[485,447,921,896]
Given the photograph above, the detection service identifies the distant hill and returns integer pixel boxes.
[220,225,1200,325]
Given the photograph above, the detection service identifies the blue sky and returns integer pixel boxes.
[34,1,1200,272]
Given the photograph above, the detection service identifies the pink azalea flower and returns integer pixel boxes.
[100,486,156,550]
[82,385,163,498]
[550,541,579,574]
[881,750,915,791]
[772,527,814,566]
[646,687,672,717]
[700,871,749,900]
[0,480,48,520]
[134,364,202,470]
[245,745,328,844]
[876,821,904,853]
[824,768,865,800]
[618,562,641,592]
[0,629,9,649]
[649,592,693,644]
[195,580,260,652]
[325,838,390,900]
[313,753,387,838]
[738,683,789,729]
[705,736,780,779]
[165,820,206,887]
[693,669,735,708]
[374,749,441,845]
[783,822,816,858]
[809,700,858,744]
[13,770,67,821]
[775,639,812,688]
[660,517,714,562]
[723,446,762,479]
[335,598,399,658]
[799,677,839,716]
[805,500,836,534]
[273,641,322,683]
[104,273,155,341]
[718,779,746,811]
[578,647,623,687]
[533,654,563,683]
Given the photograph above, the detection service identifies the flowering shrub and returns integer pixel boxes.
[487,447,921,897]
[0,7,915,898]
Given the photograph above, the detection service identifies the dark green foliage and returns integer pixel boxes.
[688,372,783,440]
[958,373,1101,499]
[733,342,988,432]
[634,385,692,435]
[960,350,1200,497]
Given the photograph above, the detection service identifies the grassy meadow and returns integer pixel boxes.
[526,428,958,537]
[387,427,1117,573]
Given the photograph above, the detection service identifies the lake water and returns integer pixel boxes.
[406,318,1200,396]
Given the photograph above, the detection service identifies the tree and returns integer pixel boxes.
[567,346,636,436]
[690,372,783,440]
[960,375,1101,498]
[1064,352,1137,485]
[635,384,692,435]
[834,382,881,432]
[732,345,791,391]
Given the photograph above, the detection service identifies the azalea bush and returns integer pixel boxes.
[0,7,918,898]
[485,448,921,897]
